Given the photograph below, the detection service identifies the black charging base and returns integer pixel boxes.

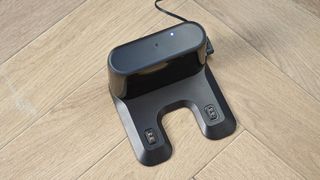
[112,64,236,166]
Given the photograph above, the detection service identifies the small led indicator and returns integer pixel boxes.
[170,32,174,36]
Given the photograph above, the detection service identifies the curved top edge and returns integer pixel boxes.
[108,21,207,75]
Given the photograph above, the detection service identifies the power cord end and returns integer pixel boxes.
[206,37,214,55]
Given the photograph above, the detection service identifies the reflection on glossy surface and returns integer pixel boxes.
[125,52,203,99]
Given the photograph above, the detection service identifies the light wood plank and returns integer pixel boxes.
[0,71,127,179]
[192,0,320,178]
[0,68,243,179]
[81,0,320,178]
[0,0,86,64]
[292,0,320,18]
[79,109,243,180]
[195,131,304,180]
[195,0,320,103]
[0,0,186,149]
[0,1,246,179]
[1,0,320,179]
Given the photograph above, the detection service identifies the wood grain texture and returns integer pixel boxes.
[195,0,320,103]
[195,131,304,180]
[79,109,243,180]
[0,0,186,149]
[0,0,85,64]
[193,0,320,178]
[0,71,127,179]
[0,13,245,179]
[1,0,320,179]
[79,0,320,178]
[292,0,320,18]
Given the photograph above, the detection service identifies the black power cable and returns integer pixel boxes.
[155,0,188,22]
[154,0,214,55]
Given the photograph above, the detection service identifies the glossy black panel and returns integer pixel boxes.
[125,52,202,99]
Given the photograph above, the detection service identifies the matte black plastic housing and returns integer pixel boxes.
[108,22,236,166]
[108,22,207,99]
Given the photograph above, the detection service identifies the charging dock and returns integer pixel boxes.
[108,22,236,166]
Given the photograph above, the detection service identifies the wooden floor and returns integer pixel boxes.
[0,0,319,179]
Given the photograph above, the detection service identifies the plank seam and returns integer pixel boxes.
[0,0,176,151]
[192,0,320,107]
[193,129,306,179]
[76,137,127,179]
[191,1,310,178]
[192,127,245,179]
[0,64,104,151]
[0,0,88,66]
[142,0,190,35]
[0,0,189,165]
[290,0,320,20]
[243,129,307,179]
